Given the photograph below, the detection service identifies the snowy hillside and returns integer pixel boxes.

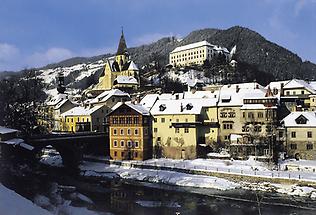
[36,60,106,98]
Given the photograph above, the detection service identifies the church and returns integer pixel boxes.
[95,30,140,91]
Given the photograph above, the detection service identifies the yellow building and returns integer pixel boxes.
[169,41,229,67]
[61,105,109,132]
[95,30,139,91]
[281,112,316,160]
[150,98,218,159]
[108,102,152,161]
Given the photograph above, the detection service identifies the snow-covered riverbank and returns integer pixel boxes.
[79,157,316,199]
[0,183,52,215]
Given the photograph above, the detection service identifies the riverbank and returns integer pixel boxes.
[78,156,316,199]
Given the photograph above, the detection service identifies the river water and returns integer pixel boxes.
[1,158,316,215]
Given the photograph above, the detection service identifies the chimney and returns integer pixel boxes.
[175,94,179,100]
[136,95,141,104]
[280,83,285,96]
[256,84,259,89]
[236,85,240,93]
[180,103,184,112]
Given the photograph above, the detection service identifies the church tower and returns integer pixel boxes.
[115,29,129,71]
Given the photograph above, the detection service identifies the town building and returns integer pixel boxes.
[94,30,139,91]
[150,97,218,159]
[280,112,316,160]
[61,105,109,132]
[108,102,152,160]
[169,41,230,67]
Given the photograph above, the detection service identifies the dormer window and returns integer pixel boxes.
[159,104,166,111]
[186,103,193,110]
[295,115,308,124]
[221,95,231,103]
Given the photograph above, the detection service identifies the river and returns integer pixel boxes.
[0,158,316,215]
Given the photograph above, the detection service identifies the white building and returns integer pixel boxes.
[169,41,230,67]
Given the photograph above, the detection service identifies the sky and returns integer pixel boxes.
[0,0,315,72]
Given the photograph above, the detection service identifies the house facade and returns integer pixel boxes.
[281,112,316,160]
[108,103,152,160]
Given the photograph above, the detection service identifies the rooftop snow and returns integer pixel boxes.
[111,102,150,116]
[115,76,138,84]
[281,111,316,127]
[61,105,104,117]
[283,79,316,93]
[151,98,217,115]
[90,89,130,104]
[170,41,229,53]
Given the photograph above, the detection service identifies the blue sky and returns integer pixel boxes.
[0,0,315,71]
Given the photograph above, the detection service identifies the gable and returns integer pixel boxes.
[295,115,308,124]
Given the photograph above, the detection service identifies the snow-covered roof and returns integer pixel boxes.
[46,93,68,106]
[0,126,18,134]
[170,41,229,54]
[115,76,138,85]
[218,87,266,107]
[151,98,217,115]
[184,90,219,99]
[140,94,159,111]
[221,82,264,91]
[90,89,130,104]
[283,79,316,93]
[61,105,104,117]
[128,61,139,71]
[265,80,290,90]
[240,104,277,110]
[281,112,316,127]
[111,102,150,116]
[171,41,211,53]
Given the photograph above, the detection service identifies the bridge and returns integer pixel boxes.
[25,132,108,168]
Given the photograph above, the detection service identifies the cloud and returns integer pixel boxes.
[0,43,20,71]
[0,43,19,62]
[25,47,74,68]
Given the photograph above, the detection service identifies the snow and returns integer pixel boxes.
[111,102,150,115]
[40,154,63,167]
[61,105,104,117]
[0,183,52,215]
[80,161,239,191]
[170,41,229,54]
[89,89,130,104]
[150,98,217,115]
[128,61,139,71]
[283,79,316,93]
[281,111,316,127]
[2,138,24,145]
[114,76,138,85]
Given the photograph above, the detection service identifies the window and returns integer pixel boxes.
[291,131,296,138]
[144,128,148,135]
[127,141,132,148]
[120,140,124,147]
[67,118,69,123]
[154,128,158,133]
[184,128,189,133]
[154,118,157,123]
[242,112,245,118]
[248,112,254,118]
[175,128,180,133]
[307,144,313,150]
[307,131,312,138]
[161,118,165,123]
[114,151,117,157]
[134,129,139,135]
[113,129,117,135]
[119,117,125,124]
[113,140,118,147]
[134,152,138,158]
[223,123,233,130]
[135,141,139,148]
[286,91,290,95]
[290,144,297,150]
[71,118,73,122]
[301,90,304,95]
[121,152,124,157]
[133,117,139,124]
[127,129,131,135]
[224,135,229,140]
[120,129,124,135]
[258,112,264,118]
